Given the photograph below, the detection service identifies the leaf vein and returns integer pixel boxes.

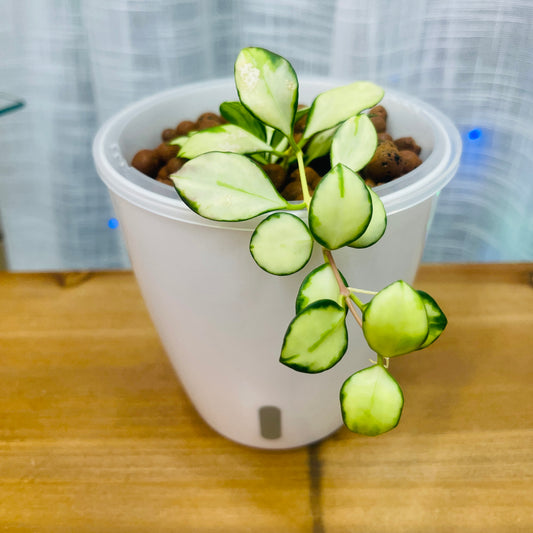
[215,180,282,204]
[309,316,343,352]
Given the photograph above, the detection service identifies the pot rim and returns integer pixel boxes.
[93,77,462,229]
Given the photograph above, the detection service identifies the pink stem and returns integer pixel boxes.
[324,249,363,328]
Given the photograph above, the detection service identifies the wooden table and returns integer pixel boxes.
[1,264,532,532]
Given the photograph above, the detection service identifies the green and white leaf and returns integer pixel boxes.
[169,135,191,146]
[309,164,372,249]
[304,126,338,165]
[347,187,387,248]
[219,101,266,140]
[178,124,273,159]
[362,281,429,357]
[331,114,378,172]
[303,81,384,141]
[250,213,313,276]
[340,365,404,436]
[417,290,447,349]
[171,152,291,221]
[295,263,347,313]
[280,300,348,373]
[234,47,298,138]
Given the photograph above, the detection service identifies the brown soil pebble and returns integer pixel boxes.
[363,140,403,183]
[369,115,386,133]
[262,163,287,191]
[308,154,331,178]
[369,105,387,133]
[156,142,180,163]
[131,149,160,179]
[377,132,393,143]
[394,136,421,155]
[370,105,387,120]
[196,112,223,131]
[156,157,185,185]
[282,167,322,200]
[166,157,185,173]
[290,166,322,190]
[281,180,306,201]
[161,128,177,142]
[156,176,174,186]
[156,166,170,182]
[399,150,422,174]
[176,120,196,136]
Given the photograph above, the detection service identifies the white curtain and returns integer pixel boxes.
[1,0,531,270]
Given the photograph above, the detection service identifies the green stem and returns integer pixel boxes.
[289,202,307,211]
[289,137,311,207]
[251,153,269,165]
[376,354,390,369]
[349,293,365,311]
[280,154,290,170]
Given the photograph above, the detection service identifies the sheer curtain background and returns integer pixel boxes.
[0,0,531,271]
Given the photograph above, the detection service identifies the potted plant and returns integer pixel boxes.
[93,47,461,449]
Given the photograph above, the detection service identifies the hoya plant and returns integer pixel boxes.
[170,47,446,437]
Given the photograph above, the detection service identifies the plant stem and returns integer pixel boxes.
[290,202,307,211]
[251,153,269,165]
[289,137,311,207]
[347,287,378,296]
[345,295,363,328]
[376,354,390,369]
[324,249,363,328]
[349,293,365,311]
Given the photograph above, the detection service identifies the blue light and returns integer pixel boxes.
[108,217,119,229]
[468,128,482,140]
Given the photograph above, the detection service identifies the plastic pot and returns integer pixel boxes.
[93,79,461,449]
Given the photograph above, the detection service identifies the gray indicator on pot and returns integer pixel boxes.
[259,406,281,439]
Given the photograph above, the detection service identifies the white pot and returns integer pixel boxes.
[93,79,461,449]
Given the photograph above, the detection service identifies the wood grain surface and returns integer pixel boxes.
[1,264,532,532]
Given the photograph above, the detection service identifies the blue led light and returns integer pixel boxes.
[468,128,482,140]
[108,217,119,229]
